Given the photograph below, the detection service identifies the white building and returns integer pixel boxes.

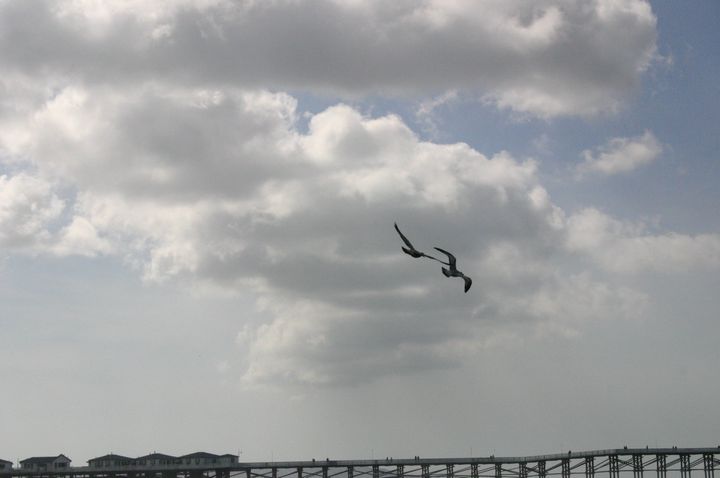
[87,454,133,468]
[19,455,71,472]
[218,454,238,466]
[135,453,176,467]
[179,453,238,467]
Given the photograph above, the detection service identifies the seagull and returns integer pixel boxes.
[394,223,444,262]
[433,247,472,293]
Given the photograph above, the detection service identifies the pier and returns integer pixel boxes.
[1,448,717,478]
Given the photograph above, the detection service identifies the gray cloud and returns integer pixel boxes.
[0,0,658,117]
[0,0,701,386]
[1,84,663,385]
[3,1,720,465]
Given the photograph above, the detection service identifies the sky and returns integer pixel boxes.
[1,0,719,465]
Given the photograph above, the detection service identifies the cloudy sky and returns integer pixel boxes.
[1,0,719,465]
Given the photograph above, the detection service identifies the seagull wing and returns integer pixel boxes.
[433,247,457,270]
[394,223,418,251]
[394,223,445,262]
[462,275,472,293]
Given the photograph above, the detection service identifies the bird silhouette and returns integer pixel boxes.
[394,223,444,262]
[433,247,472,293]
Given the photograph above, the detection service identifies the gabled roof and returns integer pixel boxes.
[136,453,176,460]
[0,459,13,465]
[180,452,219,459]
[20,457,56,465]
[20,455,71,465]
[88,454,134,463]
[219,454,238,458]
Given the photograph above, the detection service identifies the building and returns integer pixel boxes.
[180,452,219,466]
[19,455,71,472]
[179,453,237,466]
[135,453,176,467]
[87,454,133,468]
[220,453,238,465]
[218,455,238,466]
[0,459,13,471]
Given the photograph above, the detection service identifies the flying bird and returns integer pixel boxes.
[393,222,472,293]
[433,247,472,293]
[394,223,443,262]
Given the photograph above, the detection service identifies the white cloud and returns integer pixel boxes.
[577,130,662,177]
[0,173,64,252]
[566,208,720,273]
[415,90,459,139]
[2,82,665,385]
[51,216,113,257]
[0,0,658,118]
[0,172,114,257]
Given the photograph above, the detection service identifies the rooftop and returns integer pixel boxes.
[180,453,219,459]
[136,454,176,460]
[88,455,133,462]
[19,455,70,465]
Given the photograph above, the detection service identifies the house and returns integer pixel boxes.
[87,454,133,468]
[179,453,237,466]
[180,452,219,466]
[0,459,13,471]
[219,455,238,465]
[135,453,176,467]
[19,455,71,472]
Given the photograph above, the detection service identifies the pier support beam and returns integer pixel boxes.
[633,455,644,478]
[656,455,667,478]
[681,455,691,478]
[703,454,714,478]
[610,456,620,478]
[586,457,595,478]
[562,459,570,478]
